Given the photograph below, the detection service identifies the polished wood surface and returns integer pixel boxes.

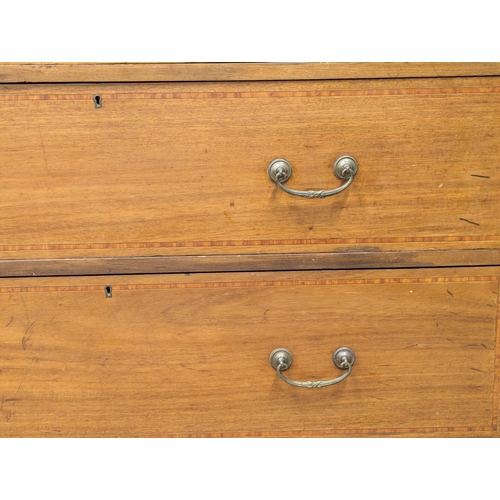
[2,63,499,438]
[0,268,498,437]
[1,80,500,264]
[2,63,500,83]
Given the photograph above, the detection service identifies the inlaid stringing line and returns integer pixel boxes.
[2,87,500,101]
[2,234,500,252]
[0,275,498,293]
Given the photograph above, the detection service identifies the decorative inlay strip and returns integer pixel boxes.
[0,275,497,294]
[119,425,496,438]
[2,87,500,101]
[2,235,500,252]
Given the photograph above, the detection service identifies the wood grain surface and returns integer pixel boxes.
[1,81,500,263]
[2,62,499,440]
[2,63,500,83]
[0,269,498,437]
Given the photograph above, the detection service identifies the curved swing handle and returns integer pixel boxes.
[268,156,358,199]
[269,347,356,389]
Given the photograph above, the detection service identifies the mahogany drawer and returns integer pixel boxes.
[1,77,500,268]
[0,268,498,438]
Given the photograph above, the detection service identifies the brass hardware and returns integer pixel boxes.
[268,155,358,198]
[269,347,355,388]
[93,94,102,108]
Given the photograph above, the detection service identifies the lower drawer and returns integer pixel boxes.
[0,268,498,437]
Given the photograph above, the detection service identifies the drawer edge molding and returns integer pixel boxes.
[2,63,500,83]
[1,249,500,277]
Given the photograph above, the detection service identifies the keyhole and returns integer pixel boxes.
[94,94,102,108]
[105,285,112,298]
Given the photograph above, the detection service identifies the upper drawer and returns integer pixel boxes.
[1,78,499,261]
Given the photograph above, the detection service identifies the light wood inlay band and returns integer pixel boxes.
[2,87,500,100]
[115,425,496,438]
[0,275,498,294]
[2,235,500,253]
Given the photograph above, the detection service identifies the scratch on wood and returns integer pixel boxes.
[0,395,16,419]
[24,320,37,335]
[470,174,491,179]
[37,118,50,174]
[5,316,13,327]
[459,218,480,226]
[471,367,489,373]
[20,295,27,316]
[223,211,236,225]
[430,62,442,77]
[447,290,454,297]
[22,320,38,350]
[447,338,456,343]
[15,357,38,395]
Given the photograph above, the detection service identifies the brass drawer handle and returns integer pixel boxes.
[269,347,355,389]
[268,156,358,198]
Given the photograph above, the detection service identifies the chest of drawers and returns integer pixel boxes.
[1,62,499,437]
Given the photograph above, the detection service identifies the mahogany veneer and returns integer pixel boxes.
[0,63,499,437]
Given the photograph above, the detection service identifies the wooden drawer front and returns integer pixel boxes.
[0,270,498,437]
[1,81,500,261]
